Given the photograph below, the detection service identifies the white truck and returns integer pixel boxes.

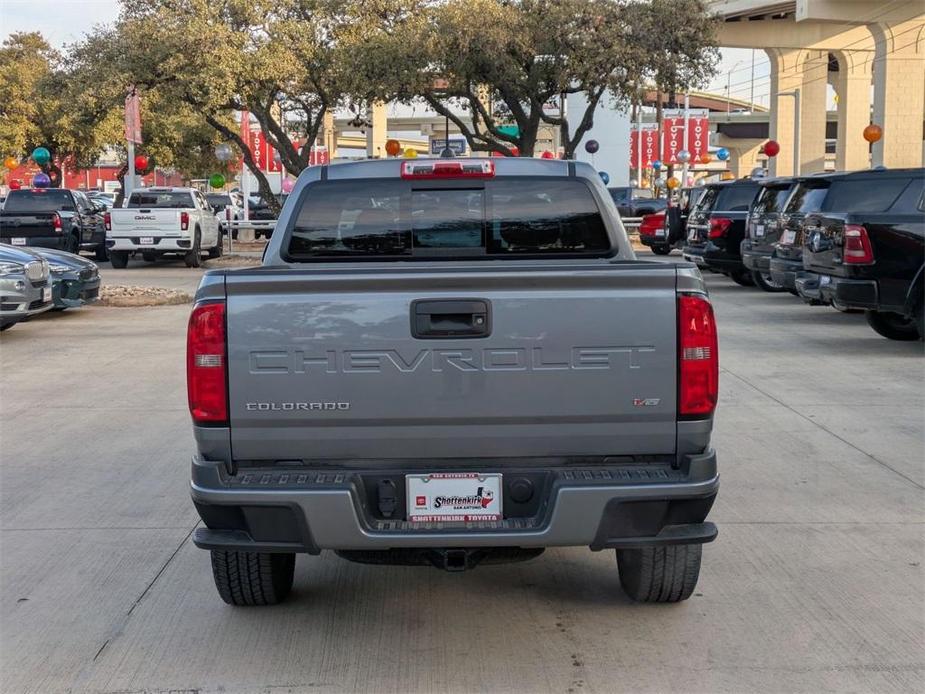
[106,187,222,268]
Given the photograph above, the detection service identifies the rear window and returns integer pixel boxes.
[785,182,830,214]
[821,177,911,213]
[4,189,75,213]
[206,194,231,207]
[286,178,611,260]
[752,185,793,214]
[695,184,759,213]
[127,191,194,208]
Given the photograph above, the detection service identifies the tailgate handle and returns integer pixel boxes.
[411,299,491,339]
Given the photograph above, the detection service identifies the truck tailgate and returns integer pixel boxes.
[111,208,181,233]
[225,263,679,461]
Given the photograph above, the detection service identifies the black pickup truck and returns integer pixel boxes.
[740,177,796,292]
[0,188,108,260]
[682,179,762,286]
[797,168,924,340]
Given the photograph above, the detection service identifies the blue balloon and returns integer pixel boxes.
[599,171,610,185]
[652,160,662,171]
[716,148,730,161]
[33,172,51,188]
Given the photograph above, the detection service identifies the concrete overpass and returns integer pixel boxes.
[707,0,925,175]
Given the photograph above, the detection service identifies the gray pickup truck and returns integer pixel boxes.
[187,158,720,606]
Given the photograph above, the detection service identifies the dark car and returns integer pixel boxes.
[796,168,924,340]
[740,177,797,292]
[682,179,762,286]
[247,193,288,238]
[0,188,108,260]
[769,174,842,295]
[29,246,101,309]
[651,186,707,255]
[608,186,667,218]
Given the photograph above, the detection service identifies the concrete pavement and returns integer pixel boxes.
[1,256,922,693]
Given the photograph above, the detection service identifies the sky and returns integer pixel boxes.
[1,0,773,107]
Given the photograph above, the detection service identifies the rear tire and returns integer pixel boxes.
[94,244,109,262]
[865,310,920,341]
[651,245,671,256]
[617,544,702,603]
[65,234,80,255]
[208,231,224,259]
[109,251,128,269]
[210,550,295,606]
[730,270,755,287]
[184,230,202,268]
[914,302,924,341]
[752,269,786,293]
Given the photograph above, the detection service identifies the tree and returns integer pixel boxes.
[345,0,718,158]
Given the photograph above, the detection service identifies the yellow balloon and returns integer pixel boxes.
[666,177,679,189]
[4,156,17,171]
[404,148,418,158]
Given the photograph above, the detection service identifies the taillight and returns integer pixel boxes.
[187,302,227,424]
[400,160,495,179]
[708,217,732,239]
[180,211,190,231]
[843,224,873,264]
[678,294,718,419]
[639,213,663,236]
[52,212,62,233]
[104,212,111,231]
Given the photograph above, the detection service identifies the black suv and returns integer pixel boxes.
[741,177,797,292]
[796,168,924,340]
[682,179,762,286]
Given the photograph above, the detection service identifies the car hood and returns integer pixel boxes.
[0,243,46,264]
[29,246,98,272]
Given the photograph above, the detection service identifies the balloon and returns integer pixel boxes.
[584,140,599,154]
[281,178,295,193]
[134,154,149,171]
[598,171,610,184]
[4,156,17,170]
[676,150,691,164]
[764,140,780,157]
[8,180,21,190]
[716,147,730,161]
[385,139,402,157]
[700,152,712,164]
[652,160,662,171]
[208,173,226,188]
[33,172,51,188]
[31,147,51,166]
[540,150,555,159]
[667,177,679,189]
[863,124,882,144]
[404,148,418,158]
[214,143,233,161]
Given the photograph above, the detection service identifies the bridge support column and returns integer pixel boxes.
[718,136,764,178]
[833,50,873,171]
[768,49,829,176]
[870,21,925,168]
[767,49,802,177]
[366,101,387,159]
[799,50,828,174]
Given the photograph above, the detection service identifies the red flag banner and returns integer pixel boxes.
[661,109,685,165]
[630,124,660,169]
[686,109,710,162]
[124,88,142,144]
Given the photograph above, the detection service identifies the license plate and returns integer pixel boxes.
[782,230,796,244]
[406,472,502,522]
[655,229,666,237]
[42,287,52,302]
[11,237,26,246]
[819,275,831,286]
[755,224,765,237]
[139,236,155,246]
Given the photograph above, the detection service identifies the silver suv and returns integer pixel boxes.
[0,244,53,331]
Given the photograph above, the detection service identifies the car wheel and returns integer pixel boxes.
[915,302,924,341]
[184,230,202,268]
[865,310,920,341]
[109,251,128,269]
[651,245,672,256]
[616,544,702,603]
[752,270,786,293]
[208,231,224,259]
[94,244,109,261]
[730,270,755,287]
[210,550,295,606]
[65,234,80,255]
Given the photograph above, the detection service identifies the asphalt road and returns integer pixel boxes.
[1,254,923,694]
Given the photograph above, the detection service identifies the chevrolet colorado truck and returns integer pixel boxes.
[106,187,222,268]
[187,158,720,606]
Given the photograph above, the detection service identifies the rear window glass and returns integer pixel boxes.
[287,178,611,260]
[206,194,231,207]
[127,191,194,208]
[752,185,793,214]
[4,189,75,213]
[695,184,758,213]
[785,183,830,214]
[821,177,911,213]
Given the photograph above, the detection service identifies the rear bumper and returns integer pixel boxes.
[682,243,742,273]
[107,235,192,252]
[795,271,878,308]
[638,232,669,248]
[0,235,68,251]
[740,245,771,272]
[769,256,802,290]
[190,452,719,553]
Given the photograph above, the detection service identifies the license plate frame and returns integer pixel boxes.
[406,472,502,522]
[139,236,155,246]
[11,237,26,246]
[781,229,796,245]
[42,287,52,302]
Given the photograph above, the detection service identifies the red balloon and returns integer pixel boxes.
[540,150,555,159]
[134,154,149,171]
[8,180,21,190]
[763,140,780,157]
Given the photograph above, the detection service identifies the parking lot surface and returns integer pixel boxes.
[1,255,923,694]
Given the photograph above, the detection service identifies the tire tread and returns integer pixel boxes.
[617,544,702,603]
[210,550,294,606]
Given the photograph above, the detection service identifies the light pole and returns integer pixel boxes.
[726,60,744,121]
[776,89,801,176]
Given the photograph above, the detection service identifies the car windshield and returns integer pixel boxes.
[127,191,194,208]
[287,177,611,260]
[3,189,75,213]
